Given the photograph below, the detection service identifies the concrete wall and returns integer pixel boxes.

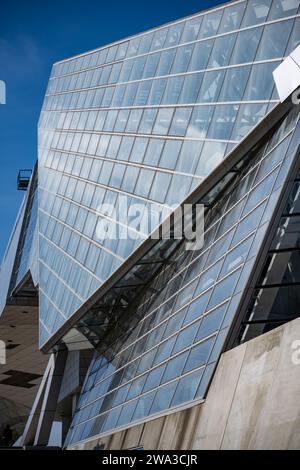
[69,316,300,450]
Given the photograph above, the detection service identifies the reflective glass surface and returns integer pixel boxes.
[65,106,300,445]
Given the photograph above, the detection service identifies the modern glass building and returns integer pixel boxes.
[1,0,300,450]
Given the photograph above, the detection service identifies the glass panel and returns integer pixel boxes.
[183,337,215,372]
[143,52,160,78]
[207,270,241,310]
[152,108,174,135]
[242,0,272,27]
[135,169,155,198]
[220,235,254,277]
[231,104,267,141]
[172,322,199,354]
[161,351,189,384]
[163,76,185,105]
[256,21,293,60]
[148,79,167,105]
[286,18,300,55]
[196,141,226,177]
[150,381,177,414]
[269,0,299,19]
[172,369,203,406]
[198,70,225,103]
[218,2,246,33]
[134,81,152,106]
[181,16,203,43]
[143,139,165,166]
[166,174,192,206]
[189,40,214,71]
[159,140,182,170]
[151,28,168,51]
[208,105,239,140]
[143,365,165,392]
[199,10,223,38]
[243,62,280,101]
[164,23,184,47]
[176,140,203,174]
[172,44,194,74]
[186,106,214,139]
[179,73,203,104]
[195,305,227,341]
[126,109,143,133]
[169,107,192,136]
[149,171,172,203]
[208,33,237,68]
[139,108,157,134]
[114,109,130,133]
[218,66,251,102]
[157,49,176,76]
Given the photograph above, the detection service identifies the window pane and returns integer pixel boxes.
[181,16,203,42]
[152,108,174,135]
[165,23,184,47]
[166,174,192,205]
[196,141,226,177]
[159,140,182,169]
[269,0,299,19]
[163,76,185,105]
[179,73,203,104]
[199,10,223,38]
[161,351,189,384]
[129,138,148,163]
[126,109,143,133]
[149,171,172,203]
[151,28,168,51]
[208,270,241,310]
[256,21,293,60]
[171,369,203,406]
[157,49,176,75]
[218,66,251,102]
[172,44,194,74]
[150,381,177,414]
[176,140,203,174]
[243,62,280,101]
[286,18,300,55]
[208,33,237,68]
[135,169,155,198]
[184,337,215,372]
[195,305,227,341]
[189,40,214,71]
[218,2,246,33]
[231,104,267,141]
[144,139,165,166]
[169,107,192,136]
[148,78,167,105]
[198,70,225,103]
[242,0,272,27]
[143,52,160,78]
[208,105,239,140]
[186,106,214,139]
[139,109,157,134]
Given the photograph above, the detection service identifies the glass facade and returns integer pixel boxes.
[237,162,300,343]
[38,0,300,347]
[65,106,300,445]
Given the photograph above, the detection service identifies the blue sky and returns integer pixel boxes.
[0,0,222,260]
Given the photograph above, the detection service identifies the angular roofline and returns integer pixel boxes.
[40,97,293,353]
[53,0,243,66]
